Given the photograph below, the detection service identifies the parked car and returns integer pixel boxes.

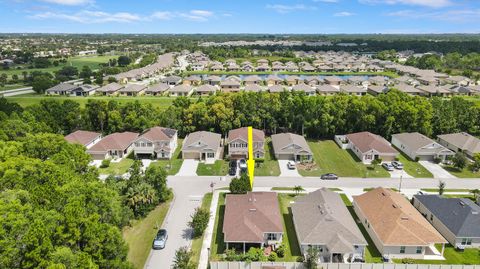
[391,161,404,170]
[228,166,237,176]
[238,159,247,170]
[382,162,395,171]
[229,160,237,168]
[320,173,338,180]
[152,229,168,249]
[287,161,296,170]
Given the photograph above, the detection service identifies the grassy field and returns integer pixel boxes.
[394,244,480,264]
[197,160,229,176]
[190,193,213,266]
[149,140,184,175]
[210,193,226,261]
[254,139,280,176]
[298,140,390,178]
[6,94,177,110]
[443,165,480,178]
[395,152,433,178]
[421,188,473,193]
[277,194,302,262]
[98,158,134,175]
[184,71,399,78]
[122,200,171,269]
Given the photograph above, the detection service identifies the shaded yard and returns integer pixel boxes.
[210,193,226,261]
[122,200,171,269]
[277,194,303,262]
[98,158,134,175]
[197,160,228,176]
[394,244,480,265]
[254,139,280,176]
[298,140,390,178]
[443,165,480,178]
[149,139,183,175]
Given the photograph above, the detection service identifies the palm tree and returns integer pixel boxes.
[293,185,305,195]
[470,189,480,202]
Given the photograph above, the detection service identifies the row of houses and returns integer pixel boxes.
[65,127,313,164]
[222,187,480,263]
[335,131,480,164]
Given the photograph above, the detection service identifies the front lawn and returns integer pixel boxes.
[394,244,480,264]
[396,153,433,178]
[197,160,228,176]
[98,158,134,175]
[298,140,390,178]
[254,139,280,176]
[122,200,171,269]
[277,194,302,261]
[443,165,480,178]
[190,193,213,266]
[210,193,226,261]
[149,139,183,175]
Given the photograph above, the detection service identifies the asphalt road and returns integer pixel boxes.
[144,175,480,268]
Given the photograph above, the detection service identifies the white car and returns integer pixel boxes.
[287,161,296,170]
[382,162,395,171]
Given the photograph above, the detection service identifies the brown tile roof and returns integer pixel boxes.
[346,131,398,154]
[65,130,101,146]
[228,127,265,143]
[353,188,447,246]
[139,127,176,142]
[87,132,139,153]
[223,192,283,243]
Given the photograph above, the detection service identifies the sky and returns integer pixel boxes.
[0,0,479,34]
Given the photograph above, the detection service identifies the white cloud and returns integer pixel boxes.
[189,10,213,17]
[266,4,314,13]
[334,11,354,16]
[150,11,174,20]
[359,0,451,8]
[387,8,480,22]
[40,0,94,5]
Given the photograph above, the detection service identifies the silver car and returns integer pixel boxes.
[382,162,395,171]
[152,229,168,249]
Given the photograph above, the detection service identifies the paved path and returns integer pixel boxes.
[419,161,456,178]
[278,160,301,177]
[177,159,199,176]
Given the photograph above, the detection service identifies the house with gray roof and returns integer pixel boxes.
[162,75,182,86]
[195,84,217,96]
[413,195,480,248]
[392,132,454,161]
[437,132,480,159]
[317,85,340,95]
[145,83,170,96]
[292,83,316,96]
[118,84,146,96]
[96,82,124,96]
[271,132,312,162]
[182,131,222,164]
[45,83,79,95]
[169,84,194,97]
[292,188,367,263]
[268,85,287,93]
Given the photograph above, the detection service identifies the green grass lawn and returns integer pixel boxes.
[197,160,228,176]
[394,244,480,264]
[98,158,134,175]
[149,140,183,175]
[254,139,280,176]
[0,83,28,91]
[271,187,342,192]
[277,194,302,262]
[210,193,226,261]
[443,165,480,178]
[6,94,177,110]
[421,188,472,193]
[122,200,171,269]
[396,152,433,178]
[190,193,213,266]
[298,140,390,178]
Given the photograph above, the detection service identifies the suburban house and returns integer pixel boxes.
[413,195,480,248]
[335,132,398,164]
[64,130,102,149]
[182,131,222,163]
[71,85,99,96]
[118,84,147,96]
[353,188,447,259]
[220,78,241,92]
[292,83,316,96]
[132,127,178,159]
[195,84,217,96]
[266,75,283,86]
[268,85,287,93]
[324,76,343,86]
[163,75,182,86]
[45,83,79,95]
[244,75,263,85]
[145,83,170,96]
[244,84,263,92]
[391,132,454,161]
[169,84,194,97]
[437,132,480,159]
[87,132,139,160]
[223,192,283,253]
[271,132,312,161]
[227,127,265,159]
[292,188,367,263]
[96,82,124,96]
[183,75,202,86]
[317,85,340,95]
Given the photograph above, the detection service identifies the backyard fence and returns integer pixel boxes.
[209,262,479,269]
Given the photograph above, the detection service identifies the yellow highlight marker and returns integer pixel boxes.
[247,126,255,188]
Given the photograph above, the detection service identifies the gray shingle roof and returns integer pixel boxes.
[414,195,480,237]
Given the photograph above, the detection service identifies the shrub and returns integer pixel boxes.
[244,247,266,262]
[268,252,278,262]
[224,249,239,261]
[188,207,210,238]
[296,256,305,262]
[401,258,415,264]
[100,159,111,168]
[229,173,251,194]
[276,244,285,258]
[433,157,442,164]
[415,157,420,162]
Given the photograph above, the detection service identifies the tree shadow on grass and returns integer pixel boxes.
[283,207,302,257]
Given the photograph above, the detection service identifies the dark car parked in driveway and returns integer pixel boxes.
[228,160,237,176]
[152,229,168,249]
[320,173,338,180]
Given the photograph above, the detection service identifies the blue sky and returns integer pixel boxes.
[0,0,479,33]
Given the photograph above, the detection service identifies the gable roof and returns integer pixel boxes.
[119,84,146,93]
[65,130,101,146]
[146,83,169,93]
[346,132,398,154]
[97,82,124,93]
[195,84,217,93]
[392,132,453,155]
[138,127,177,142]
[223,192,283,243]
[228,127,264,143]
[437,132,480,154]
[271,133,312,155]
[292,188,367,251]
[87,132,139,153]
[182,131,221,152]
[414,195,480,238]
[46,83,79,93]
[353,188,446,246]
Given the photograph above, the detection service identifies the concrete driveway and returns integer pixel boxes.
[419,161,456,178]
[176,159,199,176]
[278,160,301,177]
[389,169,413,179]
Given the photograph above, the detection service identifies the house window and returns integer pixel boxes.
[207,153,214,158]
[416,247,422,254]
[267,234,277,240]
[461,238,472,245]
[400,246,406,254]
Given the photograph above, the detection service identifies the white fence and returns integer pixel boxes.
[209,262,479,269]
[334,135,349,149]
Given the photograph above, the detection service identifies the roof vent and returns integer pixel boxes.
[392,204,398,208]
[249,208,257,212]
[401,216,409,221]
[460,201,466,206]
[472,211,478,215]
